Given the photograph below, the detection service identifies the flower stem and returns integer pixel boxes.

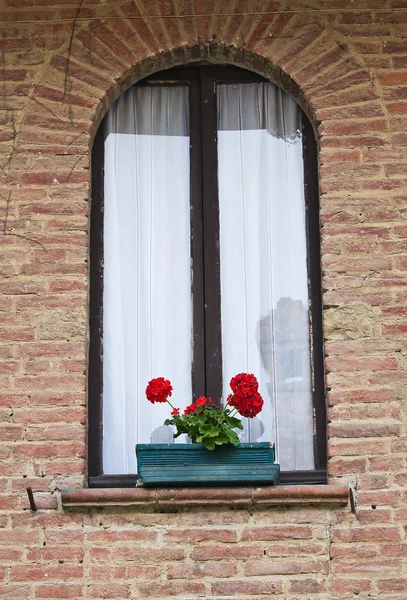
[222,393,234,414]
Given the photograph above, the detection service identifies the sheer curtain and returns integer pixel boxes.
[102,86,192,474]
[218,82,314,470]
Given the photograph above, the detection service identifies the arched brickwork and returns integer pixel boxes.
[21,10,380,147]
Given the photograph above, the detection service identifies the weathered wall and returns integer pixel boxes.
[0,1,406,598]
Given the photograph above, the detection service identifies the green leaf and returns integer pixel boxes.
[203,438,216,450]
[198,424,220,437]
[213,433,229,445]
[226,429,240,446]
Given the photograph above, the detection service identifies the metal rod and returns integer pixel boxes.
[26,487,37,512]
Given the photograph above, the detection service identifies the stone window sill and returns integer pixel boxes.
[61,484,349,510]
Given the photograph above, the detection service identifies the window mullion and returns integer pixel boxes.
[302,116,327,471]
[200,69,223,402]
[88,122,104,478]
[190,77,206,399]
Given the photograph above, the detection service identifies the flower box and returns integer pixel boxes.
[135,442,280,487]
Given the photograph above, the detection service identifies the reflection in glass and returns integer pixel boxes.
[218,82,314,470]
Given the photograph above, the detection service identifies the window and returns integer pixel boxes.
[89,66,326,487]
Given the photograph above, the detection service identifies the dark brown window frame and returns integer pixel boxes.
[88,65,327,488]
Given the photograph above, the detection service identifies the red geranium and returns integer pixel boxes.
[230,373,259,396]
[184,402,197,415]
[145,377,173,404]
[184,396,213,414]
[145,373,265,450]
[229,389,264,418]
[195,396,208,406]
[227,374,263,418]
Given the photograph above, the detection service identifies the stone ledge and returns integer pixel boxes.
[61,485,349,510]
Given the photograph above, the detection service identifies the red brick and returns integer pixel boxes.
[110,546,185,562]
[0,585,33,599]
[10,564,83,582]
[13,407,85,424]
[0,425,24,441]
[35,585,83,598]
[378,578,407,592]
[138,581,206,596]
[332,578,372,594]
[328,421,401,438]
[325,357,397,372]
[384,323,407,335]
[328,388,393,405]
[290,578,328,593]
[86,529,156,543]
[369,457,405,471]
[357,490,401,507]
[356,508,393,525]
[329,457,367,475]
[381,543,407,557]
[13,442,85,459]
[164,528,237,543]
[192,544,263,561]
[242,525,312,541]
[244,558,328,576]
[332,526,401,543]
[212,580,284,595]
[87,584,131,598]
[168,561,237,579]
[0,328,34,341]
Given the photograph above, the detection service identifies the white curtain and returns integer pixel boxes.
[218,83,314,470]
[102,86,192,474]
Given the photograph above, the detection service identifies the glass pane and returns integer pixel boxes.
[217,82,314,471]
[102,86,192,474]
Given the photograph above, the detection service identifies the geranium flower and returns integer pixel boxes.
[195,396,208,406]
[230,373,259,395]
[145,377,173,404]
[229,390,264,418]
[184,402,198,415]
[171,407,180,416]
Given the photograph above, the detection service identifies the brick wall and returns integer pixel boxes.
[1,1,406,598]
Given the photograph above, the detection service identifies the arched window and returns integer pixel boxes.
[89,66,326,486]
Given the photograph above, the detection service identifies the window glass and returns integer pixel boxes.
[102,86,192,474]
[218,82,313,470]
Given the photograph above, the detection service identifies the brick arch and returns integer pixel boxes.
[92,43,313,135]
[27,9,379,153]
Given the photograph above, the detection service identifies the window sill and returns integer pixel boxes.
[61,484,349,510]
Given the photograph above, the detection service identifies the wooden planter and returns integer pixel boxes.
[135,442,280,487]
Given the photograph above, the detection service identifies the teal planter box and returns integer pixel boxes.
[135,442,280,487]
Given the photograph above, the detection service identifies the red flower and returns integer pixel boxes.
[171,408,180,416]
[229,390,264,418]
[184,396,213,414]
[145,377,173,404]
[184,402,197,415]
[230,373,259,396]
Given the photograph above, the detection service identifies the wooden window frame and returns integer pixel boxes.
[88,65,327,488]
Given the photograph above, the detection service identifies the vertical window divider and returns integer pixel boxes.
[88,122,105,478]
[302,116,327,471]
[189,75,206,399]
[200,70,223,402]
